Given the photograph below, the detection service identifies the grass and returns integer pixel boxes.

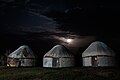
[0,67,120,80]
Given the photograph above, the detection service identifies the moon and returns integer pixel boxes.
[66,39,73,43]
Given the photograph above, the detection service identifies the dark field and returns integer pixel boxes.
[0,67,120,80]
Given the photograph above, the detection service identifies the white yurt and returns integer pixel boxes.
[7,45,36,67]
[82,41,116,67]
[43,45,74,68]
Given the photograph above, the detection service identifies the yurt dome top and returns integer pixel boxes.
[82,41,115,57]
[44,44,74,58]
[8,45,35,58]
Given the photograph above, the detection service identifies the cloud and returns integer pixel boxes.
[52,35,96,47]
[51,35,96,54]
[1,0,30,3]
[0,9,57,35]
[1,0,15,2]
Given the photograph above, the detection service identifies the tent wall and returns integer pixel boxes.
[83,57,92,66]
[82,56,115,67]
[97,56,115,66]
[43,57,74,68]
[60,58,74,67]
[20,59,36,66]
[7,58,19,67]
[43,58,52,67]
[7,58,36,67]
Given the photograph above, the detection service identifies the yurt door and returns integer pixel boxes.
[52,58,59,67]
[92,56,98,67]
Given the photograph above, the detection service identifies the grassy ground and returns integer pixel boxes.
[0,67,120,80]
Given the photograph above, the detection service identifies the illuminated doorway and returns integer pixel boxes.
[92,56,98,67]
[52,58,59,67]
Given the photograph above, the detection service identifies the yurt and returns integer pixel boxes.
[7,45,36,67]
[43,45,74,68]
[82,41,116,67]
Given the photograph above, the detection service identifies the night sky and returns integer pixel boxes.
[0,0,120,66]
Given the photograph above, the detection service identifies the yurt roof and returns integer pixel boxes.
[8,45,35,58]
[44,45,74,58]
[82,41,115,57]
